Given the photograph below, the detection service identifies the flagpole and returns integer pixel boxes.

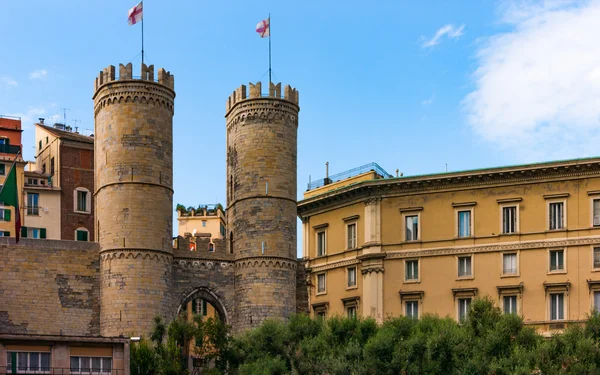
[268,13,271,84]
[141,0,144,66]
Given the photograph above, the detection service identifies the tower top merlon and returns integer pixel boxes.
[94,63,175,93]
[226,81,299,112]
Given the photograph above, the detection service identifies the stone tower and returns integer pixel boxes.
[93,63,175,336]
[225,82,299,331]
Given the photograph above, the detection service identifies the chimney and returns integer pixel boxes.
[39,118,45,124]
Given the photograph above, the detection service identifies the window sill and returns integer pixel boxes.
[403,279,420,284]
[456,276,474,281]
[501,273,520,278]
[591,268,600,273]
[547,270,567,275]
[546,229,567,233]
[74,210,91,215]
[346,285,358,291]
[499,232,519,236]
[402,239,422,244]
[455,236,475,240]
[316,292,327,296]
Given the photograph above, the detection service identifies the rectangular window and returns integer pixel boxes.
[406,301,419,319]
[550,249,565,271]
[347,267,357,288]
[50,157,55,176]
[550,293,565,320]
[317,273,326,294]
[28,228,40,239]
[347,223,357,249]
[76,230,89,242]
[458,256,472,277]
[38,140,42,150]
[42,163,46,174]
[594,291,600,312]
[458,210,471,237]
[502,206,517,234]
[27,193,39,215]
[405,215,419,241]
[0,164,5,176]
[316,311,326,320]
[503,253,517,275]
[202,220,207,227]
[70,356,112,374]
[593,199,600,227]
[405,260,419,281]
[594,247,600,269]
[503,295,517,314]
[7,352,51,374]
[317,231,326,256]
[346,306,357,319]
[77,190,88,212]
[549,202,564,230]
[458,298,471,322]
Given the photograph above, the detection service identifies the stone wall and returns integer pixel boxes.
[296,260,309,314]
[0,239,100,336]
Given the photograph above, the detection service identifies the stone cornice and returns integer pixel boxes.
[93,80,175,115]
[174,258,234,269]
[225,98,299,130]
[308,258,360,273]
[298,158,600,216]
[386,235,600,259]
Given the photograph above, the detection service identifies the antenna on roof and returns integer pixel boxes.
[60,108,70,125]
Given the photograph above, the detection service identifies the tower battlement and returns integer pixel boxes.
[94,63,175,92]
[226,82,299,112]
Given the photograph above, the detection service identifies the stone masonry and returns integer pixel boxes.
[93,63,176,337]
[226,81,300,331]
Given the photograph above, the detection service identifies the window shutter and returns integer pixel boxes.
[192,299,197,314]
[4,209,10,221]
[4,231,9,236]
[40,228,46,239]
[21,226,27,238]
[202,299,208,316]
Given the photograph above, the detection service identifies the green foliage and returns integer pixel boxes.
[134,302,600,375]
[175,204,186,213]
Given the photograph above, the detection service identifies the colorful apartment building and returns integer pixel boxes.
[0,116,26,238]
[298,158,600,335]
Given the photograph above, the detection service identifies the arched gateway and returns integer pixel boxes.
[177,286,230,323]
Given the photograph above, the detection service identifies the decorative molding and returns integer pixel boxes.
[225,100,299,130]
[361,266,384,275]
[364,198,382,206]
[386,236,600,259]
[235,256,297,270]
[313,223,329,230]
[587,279,600,290]
[544,193,570,199]
[100,249,172,263]
[497,283,524,294]
[588,190,600,196]
[452,288,478,298]
[399,206,423,213]
[174,258,235,269]
[93,83,175,115]
[342,215,360,222]
[341,296,360,304]
[309,258,360,273]
[543,281,570,291]
[497,198,523,203]
[452,201,477,208]
[399,290,424,300]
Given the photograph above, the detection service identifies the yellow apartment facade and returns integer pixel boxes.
[298,158,600,334]
[177,204,226,251]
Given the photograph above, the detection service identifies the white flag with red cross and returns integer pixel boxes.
[128,2,143,26]
[256,18,270,38]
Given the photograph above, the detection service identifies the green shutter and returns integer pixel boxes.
[202,299,208,316]
[21,226,27,238]
[11,352,16,375]
[192,299,197,314]
[40,228,46,239]
[4,209,10,221]
[4,231,9,236]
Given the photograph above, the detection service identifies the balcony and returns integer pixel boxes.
[0,144,21,155]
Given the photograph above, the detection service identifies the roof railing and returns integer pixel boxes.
[307,162,392,191]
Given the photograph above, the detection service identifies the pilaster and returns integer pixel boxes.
[363,198,382,254]
[359,253,385,323]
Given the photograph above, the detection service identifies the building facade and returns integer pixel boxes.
[177,204,227,247]
[31,123,94,241]
[22,170,61,240]
[0,116,25,239]
[298,158,600,334]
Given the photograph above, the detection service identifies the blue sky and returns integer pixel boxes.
[2,0,600,252]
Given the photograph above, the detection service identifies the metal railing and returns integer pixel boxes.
[0,144,21,154]
[307,162,393,191]
[4,369,125,375]
[0,115,21,120]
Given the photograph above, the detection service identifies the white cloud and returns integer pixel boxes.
[28,69,47,80]
[421,24,465,48]
[6,104,58,129]
[463,0,600,160]
[0,76,18,88]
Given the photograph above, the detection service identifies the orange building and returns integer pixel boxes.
[0,115,26,238]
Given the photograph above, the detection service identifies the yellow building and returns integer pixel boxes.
[22,169,61,239]
[177,204,226,250]
[298,158,600,334]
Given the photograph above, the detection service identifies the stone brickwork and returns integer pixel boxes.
[60,142,95,240]
[0,238,100,336]
[93,63,176,337]
[296,260,309,314]
[225,81,300,331]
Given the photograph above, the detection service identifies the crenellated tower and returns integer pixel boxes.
[225,81,299,331]
[93,63,175,337]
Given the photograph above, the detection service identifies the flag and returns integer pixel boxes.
[128,2,143,26]
[0,159,21,243]
[256,18,270,38]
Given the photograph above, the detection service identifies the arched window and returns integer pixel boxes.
[75,227,89,242]
[74,187,91,213]
[209,243,214,252]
